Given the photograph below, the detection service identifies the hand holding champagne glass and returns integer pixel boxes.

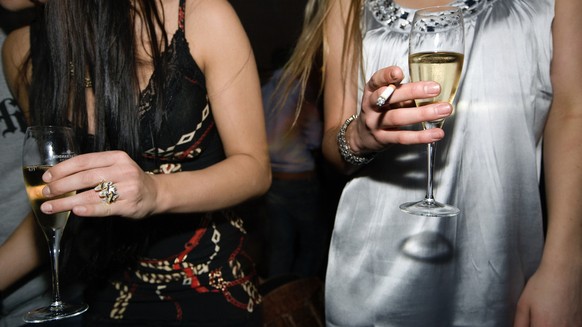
[22,126,88,323]
[399,6,464,217]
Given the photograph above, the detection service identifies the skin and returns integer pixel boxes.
[0,0,271,290]
[0,0,42,11]
[323,0,582,325]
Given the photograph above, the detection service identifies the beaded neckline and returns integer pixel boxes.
[367,0,493,30]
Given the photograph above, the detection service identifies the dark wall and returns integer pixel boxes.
[229,0,308,83]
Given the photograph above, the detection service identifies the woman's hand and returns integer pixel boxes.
[514,260,582,326]
[346,66,453,155]
[39,151,158,219]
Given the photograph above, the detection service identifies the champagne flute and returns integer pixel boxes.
[399,6,464,217]
[22,126,88,323]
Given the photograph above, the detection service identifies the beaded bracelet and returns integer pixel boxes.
[337,114,377,165]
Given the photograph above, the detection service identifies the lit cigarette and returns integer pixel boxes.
[376,84,396,107]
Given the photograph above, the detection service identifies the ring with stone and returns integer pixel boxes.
[94,180,119,204]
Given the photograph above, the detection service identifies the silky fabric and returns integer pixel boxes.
[325,0,552,326]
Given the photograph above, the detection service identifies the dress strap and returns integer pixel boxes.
[178,0,186,31]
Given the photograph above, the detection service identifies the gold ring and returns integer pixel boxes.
[94,180,119,204]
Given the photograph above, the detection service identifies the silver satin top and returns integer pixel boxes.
[325,0,553,326]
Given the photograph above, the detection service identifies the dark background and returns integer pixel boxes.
[1,1,308,83]
[229,0,308,83]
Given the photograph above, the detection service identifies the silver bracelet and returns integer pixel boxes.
[337,114,376,165]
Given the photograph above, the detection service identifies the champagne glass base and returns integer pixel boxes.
[23,302,88,323]
[400,200,459,217]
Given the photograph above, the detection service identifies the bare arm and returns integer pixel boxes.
[0,213,45,291]
[151,0,271,213]
[514,0,582,325]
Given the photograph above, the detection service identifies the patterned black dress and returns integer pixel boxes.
[80,0,262,325]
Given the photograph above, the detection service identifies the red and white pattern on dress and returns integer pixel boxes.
[108,213,261,320]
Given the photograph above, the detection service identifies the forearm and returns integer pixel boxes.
[540,0,582,272]
[152,153,271,214]
[321,1,365,175]
[322,123,361,175]
[541,112,582,269]
[0,212,45,291]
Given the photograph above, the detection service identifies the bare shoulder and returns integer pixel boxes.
[181,0,249,71]
[183,0,245,42]
[183,0,239,21]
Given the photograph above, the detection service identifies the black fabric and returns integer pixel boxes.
[48,0,260,324]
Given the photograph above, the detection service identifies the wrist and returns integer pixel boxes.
[337,114,377,166]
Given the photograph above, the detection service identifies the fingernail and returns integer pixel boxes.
[436,103,452,115]
[42,186,51,197]
[41,203,53,213]
[429,129,443,140]
[43,171,52,182]
[426,83,440,95]
[390,69,399,79]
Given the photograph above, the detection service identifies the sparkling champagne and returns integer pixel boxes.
[409,51,464,128]
[23,165,75,231]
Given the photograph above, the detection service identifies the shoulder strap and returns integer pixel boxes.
[178,0,186,31]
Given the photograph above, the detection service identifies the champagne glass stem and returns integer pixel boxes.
[425,141,437,203]
[47,228,64,309]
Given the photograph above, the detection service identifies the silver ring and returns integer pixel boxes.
[94,180,119,204]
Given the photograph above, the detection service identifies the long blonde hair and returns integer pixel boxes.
[277,0,364,120]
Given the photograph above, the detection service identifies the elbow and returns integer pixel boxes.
[256,159,272,197]
[250,152,272,197]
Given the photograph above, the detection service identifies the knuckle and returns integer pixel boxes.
[367,78,379,90]
[111,150,130,162]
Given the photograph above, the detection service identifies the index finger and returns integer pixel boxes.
[42,151,125,182]
[388,81,441,104]
[369,81,442,109]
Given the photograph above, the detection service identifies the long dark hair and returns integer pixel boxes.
[26,0,170,280]
[29,0,168,158]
